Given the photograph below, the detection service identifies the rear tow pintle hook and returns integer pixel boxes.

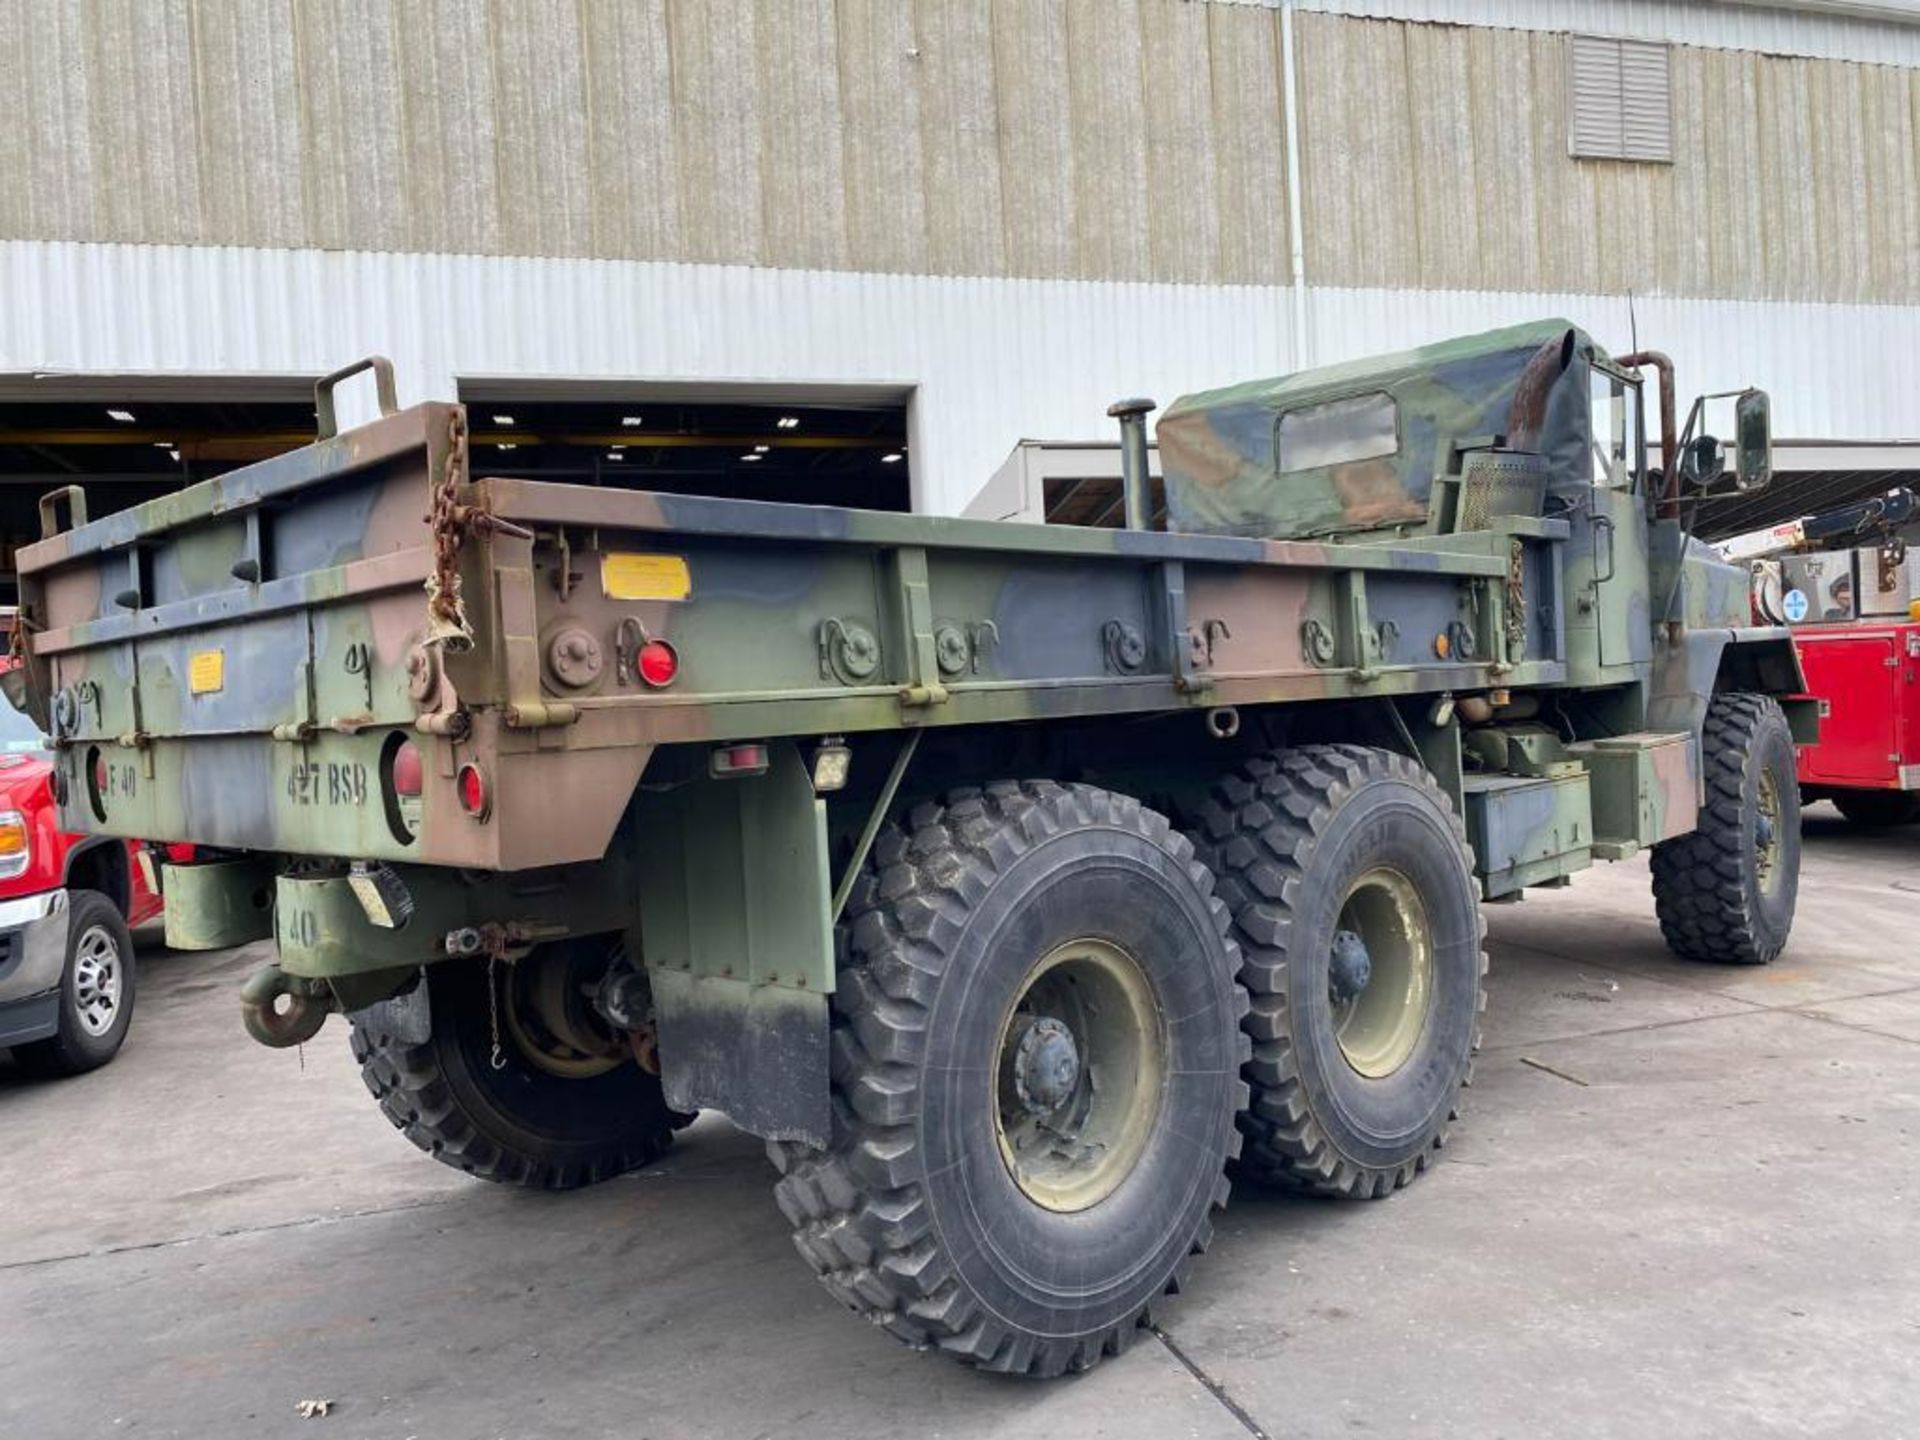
[240,963,335,1048]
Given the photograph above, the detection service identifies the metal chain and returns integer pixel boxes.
[486,952,507,1071]
[424,408,475,653]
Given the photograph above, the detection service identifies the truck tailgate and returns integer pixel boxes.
[15,396,467,859]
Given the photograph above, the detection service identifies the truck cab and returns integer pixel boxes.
[0,652,164,1074]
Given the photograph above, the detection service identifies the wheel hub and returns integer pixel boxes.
[71,925,122,1037]
[502,943,630,1079]
[993,938,1165,1213]
[1755,768,1784,892]
[1329,867,1434,1079]
[1328,928,1373,1003]
[1009,1015,1080,1114]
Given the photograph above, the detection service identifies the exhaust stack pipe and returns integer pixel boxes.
[1107,397,1157,532]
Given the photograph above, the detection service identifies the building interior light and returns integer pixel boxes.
[107,408,136,423]
[621,415,644,427]
[492,414,515,426]
[776,416,800,430]
[881,452,903,464]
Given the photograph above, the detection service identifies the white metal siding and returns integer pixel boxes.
[4,240,1916,519]
[1293,0,1920,68]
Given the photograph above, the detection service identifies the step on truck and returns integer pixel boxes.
[9,322,1811,1376]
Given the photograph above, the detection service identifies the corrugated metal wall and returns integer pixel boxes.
[1296,0,1920,69]
[1298,13,1920,303]
[0,0,1294,285]
[3,0,1916,303]
[0,239,1297,515]
[7,238,1915,515]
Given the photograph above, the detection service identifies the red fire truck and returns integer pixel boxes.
[1720,489,1920,826]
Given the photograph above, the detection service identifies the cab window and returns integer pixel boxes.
[1277,392,1399,472]
[1589,368,1642,488]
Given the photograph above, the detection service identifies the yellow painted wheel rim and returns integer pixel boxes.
[992,938,1165,1213]
[1330,867,1434,1079]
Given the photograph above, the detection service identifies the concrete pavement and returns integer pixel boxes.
[2,806,1915,1439]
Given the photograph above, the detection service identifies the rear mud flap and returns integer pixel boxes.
[652,973,830,1145]
[636,740,836,1147]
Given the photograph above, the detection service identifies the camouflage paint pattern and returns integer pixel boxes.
[7,321,1809,1133]
[1157,320,1590,542]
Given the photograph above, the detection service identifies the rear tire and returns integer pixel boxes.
[769,782,1248,1377]
[1193,746,1486,1199]
[14,890,136,1077]
[350,940,683,1189]
[1651,693,1800,966]
[1832,789,1920,828]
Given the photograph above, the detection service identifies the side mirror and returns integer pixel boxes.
[1681,433,1724,491]
[1734,389,1772,492]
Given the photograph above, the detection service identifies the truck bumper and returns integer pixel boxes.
[0,890,72,1048]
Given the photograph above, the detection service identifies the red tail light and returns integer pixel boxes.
[638,638,679,687]
[456,762,491,820]
[391,741,424,798]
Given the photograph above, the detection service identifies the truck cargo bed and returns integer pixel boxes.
[16,398,1566,870]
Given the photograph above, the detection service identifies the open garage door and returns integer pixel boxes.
[0,373,318,604]
[456,378,913,514]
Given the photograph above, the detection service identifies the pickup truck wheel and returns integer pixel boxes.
[1651,693,1801,965]
[1193,745,1486,1199]
[1831,790,1920,828]
[349,940,683,1190]
[13,889,137,1077]
[768,782,1248,1377]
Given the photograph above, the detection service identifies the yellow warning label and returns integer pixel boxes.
[188,649,224,695]
[601,553,692,602]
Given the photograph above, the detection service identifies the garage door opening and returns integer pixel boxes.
[457,379,913,514]
[0,374,318,604]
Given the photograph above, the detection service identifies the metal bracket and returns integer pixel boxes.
[831,730,923,921]
[1302,618,1336,666]
[1103,619,1147,674]
[818,617,881,684]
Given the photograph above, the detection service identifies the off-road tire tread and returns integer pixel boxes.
[1193,744,1487,1200]
[1650,693,1797,965]
[349,1011,673,1191]
[767,781,1249,1378]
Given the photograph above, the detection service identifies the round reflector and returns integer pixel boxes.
[638,638,679,688]
[456,762,490,820]
[391,740,425,798]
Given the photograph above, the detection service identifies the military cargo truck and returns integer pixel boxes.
[10,323,1809,1376]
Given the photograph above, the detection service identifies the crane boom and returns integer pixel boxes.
[1714,487,1919,562]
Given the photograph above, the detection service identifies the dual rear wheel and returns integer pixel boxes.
[347,711,1797,1375]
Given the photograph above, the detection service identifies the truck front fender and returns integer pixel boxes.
[1649,625,1810,743]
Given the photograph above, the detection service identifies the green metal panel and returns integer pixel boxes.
[162,858,276,950]
[634,739,833,994]
[1462,771,1595,898]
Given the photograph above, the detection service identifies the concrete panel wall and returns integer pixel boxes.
[3,1,1915,304]
[0,0,1293,285]
[1298,14,1920,304]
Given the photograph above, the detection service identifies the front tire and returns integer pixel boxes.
[1651,693,1800,965]
[14,889,136,1077]
[350,940,684,1189]
[1194,746,1487,1199]
[770,782,1248,1377]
